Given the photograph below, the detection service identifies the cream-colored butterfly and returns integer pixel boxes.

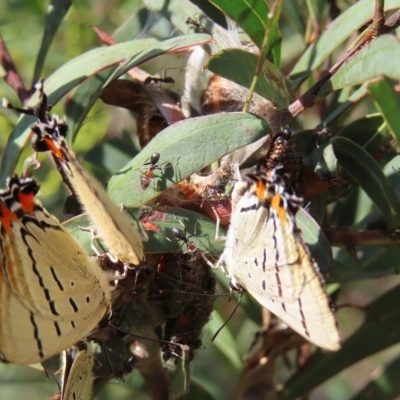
[0,175,111,364]
[5,79,145,267]
[60,341,94,400]
[217,170,341,350]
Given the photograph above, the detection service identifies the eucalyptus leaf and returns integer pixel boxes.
[107,113,270,206]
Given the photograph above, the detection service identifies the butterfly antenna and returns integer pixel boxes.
[42,361,62,392]
[113,269,141,325]
[211,291,243,342]
[100,327,115,377]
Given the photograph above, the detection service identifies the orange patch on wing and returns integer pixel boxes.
[271,194,287,225]
[18,191,36,214]
[254,179,266,200]
[0,203,17,233]
[44,137,63,159]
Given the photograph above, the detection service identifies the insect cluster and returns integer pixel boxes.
[5,2,388,398]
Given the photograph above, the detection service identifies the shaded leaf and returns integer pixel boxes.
[66,8,150,141]
[368,78,400,144]
[338,114,396,168]
[333,137,400,230]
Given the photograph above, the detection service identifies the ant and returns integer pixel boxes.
[139,151,164,190]
[185,17,210,34]
[144,76,175,85]
[144,68,176,86]
[168,222,215,269]
[171,227,198,254]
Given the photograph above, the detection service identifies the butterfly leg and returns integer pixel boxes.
[79,226,127,283]
[79,226,103,255]
[210,203,227,241]
[198,251,217,270]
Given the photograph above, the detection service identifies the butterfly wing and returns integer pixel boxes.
[61,343,94,400]
[221,176,340,351]
[0,179,110,364]
[14,80,144,267]
[65,156,145,266]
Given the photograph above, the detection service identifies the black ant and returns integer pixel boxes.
[185,17,210,34]
[168,222,215,269]
[144,68,176,86]
[140,151,163,190]
[144,76,175,85]
[171,227,198,254]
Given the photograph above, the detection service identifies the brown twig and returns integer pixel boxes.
[288,1,396,118]
[323,228,400,248]
[0,35,30,102]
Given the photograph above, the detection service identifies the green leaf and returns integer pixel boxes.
[282,0,307,37]
[0,34,210,184]
[113,34,211,77]
[65,73,111,143]
[84,135,139,176]
[279,283,400,399]
[205,49,294,107]
[208,0,270,49]
[351,354,400,400]
[146,0,217,35]
[290,0,400,84]
[318,35,400,99]
[206,310,242,371]
[369,78,400,144]
[63,207,226,256]
[296,208,332,274]
[322,85,369,126]
[169,350,190,399]
[107,113,270,206]
[66,8,149,141]
[333,137,400,230]
[329,244,400,282]
[2,38,156,184]
[338,114,396,168]
[33,0,72,83]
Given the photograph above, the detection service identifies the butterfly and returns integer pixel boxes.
[0,175,111,364]
[60,341,94,400]
[6,79,145,267]
[217,170,341,350]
